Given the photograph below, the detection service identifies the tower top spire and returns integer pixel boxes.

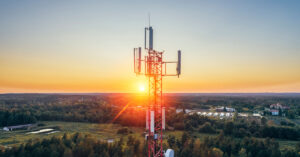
[148,12,151,27]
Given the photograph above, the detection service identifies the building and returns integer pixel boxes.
[3,127,9,131]
[176,109,183,113]
[107,139,114,143]
[270,103,290,110]
[2,124,33,131]
[176,108,195,114]
[270,109,279,116]
[238,113,248,117]
[253,113,262,117]
[265,103,290,116]
[216,106,235,112]
[185,109,194,114]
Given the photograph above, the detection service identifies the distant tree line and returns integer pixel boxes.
[0,94,148,128]
[168,94,300,115]
[0,95,117,127]
[0,111,37,127]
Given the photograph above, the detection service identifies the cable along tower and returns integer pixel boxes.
[133,25,181,157]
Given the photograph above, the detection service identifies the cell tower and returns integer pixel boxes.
[133,24,181,157]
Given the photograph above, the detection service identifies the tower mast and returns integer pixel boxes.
[134,24,181,157]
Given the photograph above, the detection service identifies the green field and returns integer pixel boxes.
[0,121,297,150]
[0,121,143,147]
[0,121,197,148]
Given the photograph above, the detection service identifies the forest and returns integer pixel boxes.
[1,131,300,157]
[0,93,300,156]
[1,93,300,126]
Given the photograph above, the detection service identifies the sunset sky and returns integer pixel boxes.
[1,0,300,93]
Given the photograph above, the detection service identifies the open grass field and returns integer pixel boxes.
[0,121,189,148]
[0,121,145,147]
[0,121,297,151]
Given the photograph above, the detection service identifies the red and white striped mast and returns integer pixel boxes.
[134,24,181,157]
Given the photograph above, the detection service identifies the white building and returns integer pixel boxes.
[107,139,114,143]
[176,109,183,113]
[270,103,289,110]
[270,109,279,116]
[3,127,9,131]
[253,113,262,117]
[216,106,235,112]
[238,113,248,117]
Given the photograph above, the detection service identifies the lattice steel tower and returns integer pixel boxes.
[134,25,181,157]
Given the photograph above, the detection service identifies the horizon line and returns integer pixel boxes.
[1,92,300,95]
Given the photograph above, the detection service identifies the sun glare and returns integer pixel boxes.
[139,84,145,92]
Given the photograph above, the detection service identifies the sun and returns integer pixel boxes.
[139,84,146,92]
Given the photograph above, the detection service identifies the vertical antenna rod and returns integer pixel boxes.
[148,12,151,27]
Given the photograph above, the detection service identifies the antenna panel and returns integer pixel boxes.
[134,47,142,73]
[149,27,153,50]
[144,27,153,50]
[177,50,181,76]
